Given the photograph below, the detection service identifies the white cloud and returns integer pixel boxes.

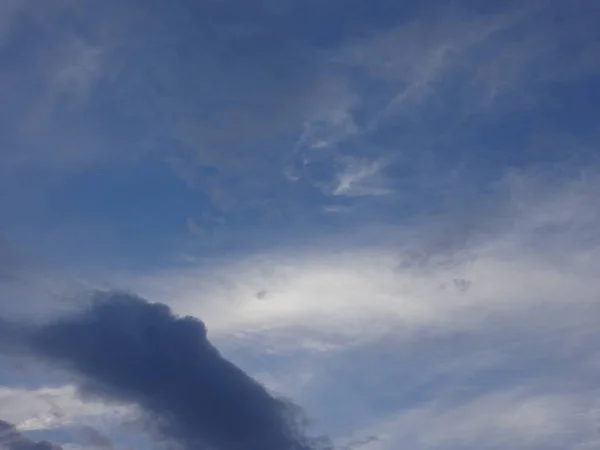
[135,236,599,357]
[330,157,392,197]
[0,385,130,431]
[285,77,361,185]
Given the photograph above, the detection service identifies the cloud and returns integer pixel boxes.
[2,293,327,450]
[76,426,113,450]
[330,157,391,197]
[0,420,63,450]
[343,388,600,450]
[0,386,128,432]
[1,0,597,237]
[337,3,600,122]
[0,0,358,219]
[1,3,600,449]
[333,8,513,125]
[3,166,600,450]
[113,167,600,449]
[135,167,599,340]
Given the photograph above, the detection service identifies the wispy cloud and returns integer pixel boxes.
[335,3,600,125]
[347,388,600,449]
[329,157,391,197]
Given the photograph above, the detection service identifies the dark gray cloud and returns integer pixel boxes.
[0,420,62,450]
[4,292,325,450]
[77,427,113,450]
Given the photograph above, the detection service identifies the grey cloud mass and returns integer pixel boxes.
[77,426,114,450]
[0,420,62,450]
[1,292,326,450]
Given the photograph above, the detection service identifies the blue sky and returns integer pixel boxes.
[1,1,600,449]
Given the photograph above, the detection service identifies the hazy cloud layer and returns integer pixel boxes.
[122,168,600,449]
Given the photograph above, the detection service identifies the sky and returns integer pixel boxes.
[1,0,600,449]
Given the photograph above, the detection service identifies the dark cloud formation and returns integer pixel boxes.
[0,420,62,450]
[15,292,325,450]
[77,427,114,450]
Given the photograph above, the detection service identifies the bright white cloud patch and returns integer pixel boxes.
[123,169,600,449]
[133,170,600,340]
